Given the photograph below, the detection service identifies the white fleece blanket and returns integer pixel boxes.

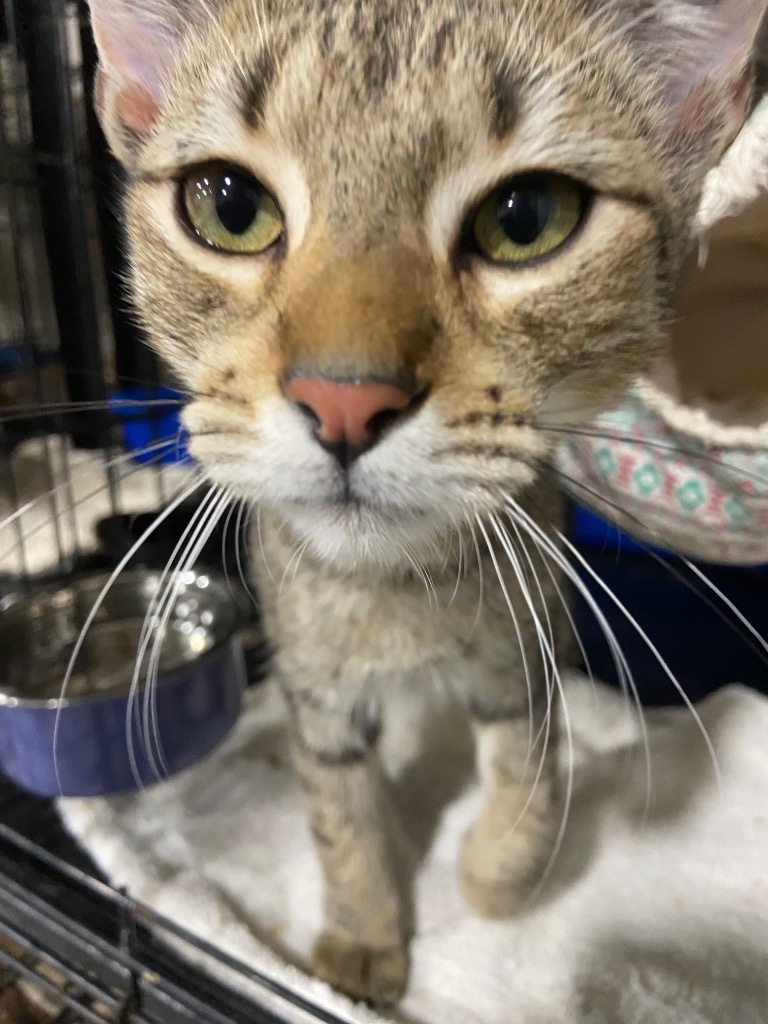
[59,674,768,1024]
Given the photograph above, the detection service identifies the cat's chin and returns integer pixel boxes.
[278,498,453,574]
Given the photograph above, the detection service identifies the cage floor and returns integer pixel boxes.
[0,776,343,1024]
[1,545,768,1024]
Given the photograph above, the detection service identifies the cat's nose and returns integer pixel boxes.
[285,376,414,467]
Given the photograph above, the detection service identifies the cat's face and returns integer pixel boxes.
[90,0,764,569]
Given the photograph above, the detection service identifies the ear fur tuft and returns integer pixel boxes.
[85,0,194,152]
[660,0,768,152]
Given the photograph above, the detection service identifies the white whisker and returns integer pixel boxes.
[532,657,574,902]
[448,526,466,607]
[482,513,538,751]
[537,8,660,94]
[683,558,768,660]
[401,543,438,608]
[0,438,180,572]
[143,488,231,782]
[278,536,310,596]
[144,489,231,776]
[484,512,564,861]
[510,510,596,697]
[556,526,721,788]
[193,0,251,87]
[235,500,261,609]
[503,496,653,820]
[255,502,276,583]
[219,488,240,602]
[466,518,485,635]
[125,483,221,786]
[52,474,205,795]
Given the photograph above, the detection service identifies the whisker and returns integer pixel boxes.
[51,364,185,393]
[143,488,231,782]
[52,475,205,795]
[485,512,565,855]
[448,526,466,607]
[255,503,276,583]
[518,0,635,79]
[539,422,768,489]
[290,538,310,582]
[531,654,574,903]
[504,497,652,818]
[0,396,185,421]
[466,518,485,635]
[547,459,768,671]
[126,483,221,786]
[219,489,241,604]
[506,508,596,696]
[249,0,269,51]
[492,510,560,751]
[556,527,721,787]
[0,444,190,576]
[482,514,538,752]
[401,543,437,608]
[532,7,660,94]
[194,0,253,87]
[682,558,768,662]
[278,536,310,597]
[236,501,261,609]
[0,436,181,539]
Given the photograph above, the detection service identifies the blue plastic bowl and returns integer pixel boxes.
[0,570,246,797]
[108,386,190,465]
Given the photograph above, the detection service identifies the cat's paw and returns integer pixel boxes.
[458,816,553,919]
[459,862,530,919]
[312,931,409,1006]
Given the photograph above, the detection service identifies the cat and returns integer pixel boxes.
[84,0,767,1005]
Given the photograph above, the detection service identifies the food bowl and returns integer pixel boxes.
[0,570,246,797]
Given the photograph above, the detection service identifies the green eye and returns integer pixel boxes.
[182,164,283,253]
[472,175,585,264]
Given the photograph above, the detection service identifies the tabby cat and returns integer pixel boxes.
[85,0,767,1004]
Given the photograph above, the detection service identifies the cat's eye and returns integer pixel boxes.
[471,175,586,265]
[181,164,283,254]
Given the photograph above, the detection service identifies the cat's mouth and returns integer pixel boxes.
[275,473,444,566]
[285,489,428,520]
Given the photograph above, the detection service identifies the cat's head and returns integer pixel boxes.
[88,0,766,569]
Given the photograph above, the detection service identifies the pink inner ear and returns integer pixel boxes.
[696,0,768,85]
[114,81,161,136]
[88,0,178,120]
[674,64,752,136]
[97,21,168,98]
[723,69,755,146]
[661,0,767,150]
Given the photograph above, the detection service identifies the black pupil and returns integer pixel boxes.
[214,174,259,235]
[497,187,553,245]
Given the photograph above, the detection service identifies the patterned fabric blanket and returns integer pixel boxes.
[559,98,768,565]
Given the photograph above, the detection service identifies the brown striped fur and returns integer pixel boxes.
[87,0,767,1003]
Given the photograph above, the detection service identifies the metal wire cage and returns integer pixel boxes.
[0,0,179,588]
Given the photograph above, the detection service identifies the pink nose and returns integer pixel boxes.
[285,377,413,463]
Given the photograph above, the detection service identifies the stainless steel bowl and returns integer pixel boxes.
[0,570,246,796]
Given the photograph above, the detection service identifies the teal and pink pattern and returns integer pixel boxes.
[556,98,768,566]
[556,383,768,566]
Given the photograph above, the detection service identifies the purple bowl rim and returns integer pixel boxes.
[0,569,249,710]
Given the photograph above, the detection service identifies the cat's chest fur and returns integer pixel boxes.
[254,482,563,708]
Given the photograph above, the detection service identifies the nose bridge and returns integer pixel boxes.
[282,244,434,383]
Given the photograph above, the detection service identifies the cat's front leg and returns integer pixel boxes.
[285,687,409,1005]
[459,683,561,918]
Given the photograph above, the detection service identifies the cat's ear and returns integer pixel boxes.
[663,0,768,154]
[86,0,187,151]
